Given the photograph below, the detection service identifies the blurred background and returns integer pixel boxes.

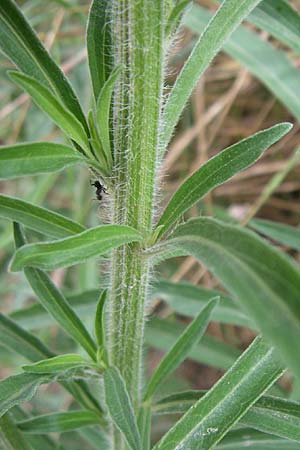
[0,0,300,447]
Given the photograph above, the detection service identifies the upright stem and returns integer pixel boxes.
[108,0,165,418]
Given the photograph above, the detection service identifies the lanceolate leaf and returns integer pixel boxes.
[94,290,107,348]
[153,337,283,450]
[166,0,191,36]
[138,405,151,450]
[154,391,300,442]
[249,0,300,51]
[10,224,142,271]
[0,142,85,179]
[12,223,97,361]
[0,371,97,420]
[9,72,90,153]
[166,217,300,377]
[185,5,300,121]
[0,313,54,362]
[0,373,50,418]
[10,289,100,330]
[0,413,33,450]
[155,123,292,238]
[250,218,300,251]
[17,410,99,434]
[0,311,102,415]
[145,318,241,370]
[152,279,252,328]
[0,0,87,128]
[87,0,113,100]
[22,354,96,374]
[217,0,300,51]
[161,0,263,149]
[217,428,300,449]
[22,268,98,360]
[144,297,219,400]
[104,367,142,450]
[96,65,122,165]
[0,195,85,239]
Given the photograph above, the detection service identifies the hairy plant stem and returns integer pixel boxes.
[107,0,165,446]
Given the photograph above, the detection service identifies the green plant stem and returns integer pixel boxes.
[107,0,165,446]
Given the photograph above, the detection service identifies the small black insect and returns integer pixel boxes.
[91,180,107,202]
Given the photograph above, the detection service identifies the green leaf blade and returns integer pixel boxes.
[162,0,263,149]
[154,391,300,443]
[0,195,85,239]
[23,354,93,374]
[0,142,84,179]
[153,337,283,450]
[9,72,90,153]
[10,224,142,271]
[249,0,300,51]
[250,218,300,251]
[0,373,50,418]
[144,297,219,400]
[104,367,142,450]
[0,0,87,128]
[146,317,241,370]
[17,410,99,434]
[185,4,300,121]
[156,123,292,238]
[12,223,98,360]
[0,313,54,363]
[167,217,300,377]
[96,65,122,165]
[152,279,252,328]
[87,0,112,100]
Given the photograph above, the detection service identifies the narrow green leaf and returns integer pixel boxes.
[10,289,100,330]
[0,0,87,128]
[12,223,97,360]
[9,408,55,450]
[152,279,252,328]
[10,224,142,271]
[23,268,98,360]
[94,290,107,348]
[0,312,102,416]
[156,123,292,238]
[104,367,142,450]
[9,72,90,153]
[87,110,110,174]
[154,391,300,442]
[145,318,241,370]
[22,354,95,374]
[138,405,151,450]
[218,428,299,449]
[0,142,84,179]
[0,373,50,418]
[0,313,54,362]
[185,4,300,121]
[242,395,300,443]
[144,297,219,400]
[166,217,300,377]
[17,410,99,434]
[0,413,33,450]
[166,0,191,36]
[87,0,112,100]
[250,218,300,251]
[249,0,300,51]
[96,65,122,166]
[161,0,263,149]
[153,337,283,450]
[0,195,85,239]
[79,427,111,450]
